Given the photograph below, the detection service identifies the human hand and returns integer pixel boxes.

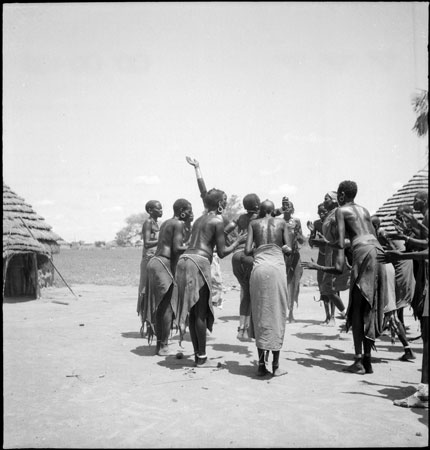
[281,244,292,256]
[306,220,314,232]
[376,250,403,264]
[186,156,199,168]
[236,231,247,245]
[387,231,407,241]
[301,258,317,270]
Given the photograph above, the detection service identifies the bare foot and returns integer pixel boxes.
[257,364,271,377]
[157,344,172,356]
[272,365,288,377]
[195,357,223,368]
[394,393,428,408]
[399,351,416,361]
[342,359,365,374]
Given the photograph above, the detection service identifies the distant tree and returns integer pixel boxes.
[94,241,106,248]
[412,90,428,137]
[125,212,148,227]
[115,212,148,247]
[223,194,242,222]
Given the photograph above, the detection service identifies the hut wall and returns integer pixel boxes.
[3,253,39,299]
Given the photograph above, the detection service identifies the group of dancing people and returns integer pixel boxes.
[135,157,428,407]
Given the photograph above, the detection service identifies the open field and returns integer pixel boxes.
[52,246,320,289]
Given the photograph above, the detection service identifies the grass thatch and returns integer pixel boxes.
[3,184,62,259]
[374,166,428,232]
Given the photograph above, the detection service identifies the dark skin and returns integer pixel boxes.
[185,197,245,263]
[185,157,246,364]
[138,201,163,323]
[186,156,236,234]
[371,215,416,360]
[335,189,377,370]
[303,187,380,373]
[142,202,163,251]
[245,200,292,377]
[153,202,193,354]
[378,248,428,386]
[302,194,346,320]
[389,194,428,249]
[155,204,193,274]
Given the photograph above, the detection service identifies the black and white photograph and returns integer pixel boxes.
[3,2,428,448]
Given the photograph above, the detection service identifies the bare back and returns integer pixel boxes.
[185,213,224,262]
[336,203,376,246]
[248,216,290,249]
[155,218,184,259]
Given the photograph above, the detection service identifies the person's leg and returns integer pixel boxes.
[329,292,346,315]
[272,350,288,377]
[343,287,365,374]
[394,317,428,408]
[362,338,373,374]
[234,253,251,338]
[156,287,174,356]
[287,268,296,322]
[188,308,198,361]
[257,348,270,376]
[393,311,416,361]
[421,317,428,386]
[397,307,405,327]
[322,296,330,324]
[194,284,210,365]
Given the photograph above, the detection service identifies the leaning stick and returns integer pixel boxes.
[18,217,78,299]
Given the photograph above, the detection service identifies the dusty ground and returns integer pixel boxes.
[3,284,428,448]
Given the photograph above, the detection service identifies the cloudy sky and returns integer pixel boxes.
[3,2,428,243]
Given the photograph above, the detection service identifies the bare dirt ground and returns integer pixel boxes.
[3,284,428,448]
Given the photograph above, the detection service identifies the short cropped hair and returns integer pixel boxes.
[317,203,326,212]
[396,204,413,215]
[173,198,191,216]
[370,215,380,228]
[145,200,160,213]
[259,200,275,217]
[338,180,358,199]
[205,188,225,210]
[243,193,260,211]
[416,190,428,202]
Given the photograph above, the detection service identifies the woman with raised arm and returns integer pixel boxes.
[174,172,246,367]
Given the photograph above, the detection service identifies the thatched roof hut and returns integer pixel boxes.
[3,183,63,298]
[374,166,428,233]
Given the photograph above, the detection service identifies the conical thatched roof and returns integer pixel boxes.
[375,166,429,233]
[3,183,62,259]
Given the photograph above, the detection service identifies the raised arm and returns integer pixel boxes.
[186,156,207,202]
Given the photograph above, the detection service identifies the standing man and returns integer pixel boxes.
[137,200,163,337]
[245,200,292,377]
[143,199,193,356]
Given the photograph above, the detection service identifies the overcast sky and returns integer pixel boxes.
[3,2,428,243]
